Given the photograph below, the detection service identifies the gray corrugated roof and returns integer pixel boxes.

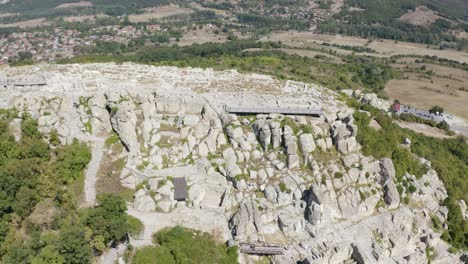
[173,177,187,201]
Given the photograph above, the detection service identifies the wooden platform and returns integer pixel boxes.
[225,106,323,116]
[239,243,284,255]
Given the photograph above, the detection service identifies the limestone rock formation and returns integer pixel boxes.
[1,63,462,264]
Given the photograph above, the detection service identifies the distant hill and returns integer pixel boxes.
[424,0,468,20]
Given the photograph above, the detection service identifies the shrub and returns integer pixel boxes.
[55,139,92,184]
[105,133,120,146]
[133,246,175,264]
[430,214,443,231]
[429,105,444,114]
[334,172,344,179]
[127,215,144,238]
[152,226,237,264]
[279,182,288,192]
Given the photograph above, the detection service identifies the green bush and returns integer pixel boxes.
[127,215,144,238]
[443,198,467,249]
[429,105,444,114]
[105,133,120,146]
[279,182,288,192]
[133,246,175,264]
[334,172,344,179]
[152,226,238,264]
[84,194,129,245]
[55,139,92,184]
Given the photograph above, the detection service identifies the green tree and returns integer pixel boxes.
[55,139,91,184]
[429,105,444,114]
[31,246,64,264]
[84,194,128,246]
[21,116,41,139]
[58,226,92,264]
[2,241,33,264]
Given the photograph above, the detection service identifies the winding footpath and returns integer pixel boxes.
[83,137,106,207]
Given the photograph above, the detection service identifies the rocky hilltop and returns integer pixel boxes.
[0,63,464,263]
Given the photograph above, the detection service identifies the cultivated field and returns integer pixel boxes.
[55,1,92,9]
[265,31,468,64]
[0,18,49,28]
[128,5,193,23]
[63,14,107,22]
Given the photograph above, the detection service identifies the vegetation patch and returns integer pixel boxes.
[132,226,239,264]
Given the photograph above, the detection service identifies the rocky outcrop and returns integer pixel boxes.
[379,158,400,209]
[133,189,156,212]
[229,200,262,241]
[3,63,461,264]
[108,98,138,154]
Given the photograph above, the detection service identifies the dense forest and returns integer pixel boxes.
[0,110,142,263]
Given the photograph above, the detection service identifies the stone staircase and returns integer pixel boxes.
[100,244,126,264]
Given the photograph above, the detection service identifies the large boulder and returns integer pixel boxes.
[259,125,272,150]
[270,122,282,149]
[226,126,243,140]
[89,93,112,134]
[133,189,156,212]
[225,161,242,178]
[379,158,399,209]
[299,133,315,154]
[264,185,278,202]
[288,154,300,169]
[108,100,138,154]
[229,200,262,241]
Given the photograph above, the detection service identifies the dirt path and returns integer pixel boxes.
[84,137,106,206]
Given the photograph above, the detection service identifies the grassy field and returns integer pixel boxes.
[128,5,194,23]
[385,58,468,120]
[264,31,468,64]
[0,17,50,28]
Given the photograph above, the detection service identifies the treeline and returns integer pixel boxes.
[134,40,268,62]
[163,10,217,22]
[201,1,234,10]
[236,13,309,30]
[61,40,394,94]
[319,20,464,47]
[0,111,141,263]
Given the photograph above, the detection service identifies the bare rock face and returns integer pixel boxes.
[270,122,282,149]
[229,200,262,242]
[89,93,112,134]
[380,158,400,209]
[259,124,272,150]
[108,99,138,154]
[133,189,156,212]
[2,63,461,264]
[299,133,315,155]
